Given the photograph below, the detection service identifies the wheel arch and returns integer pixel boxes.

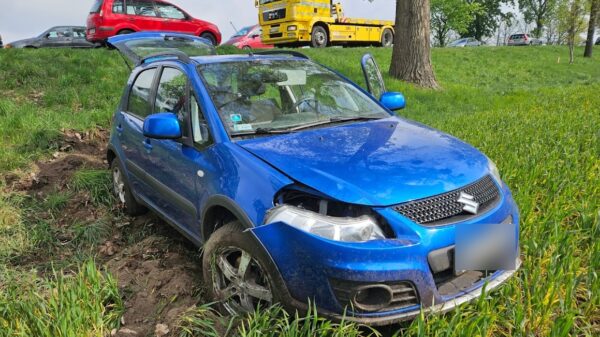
[201,195,255,243]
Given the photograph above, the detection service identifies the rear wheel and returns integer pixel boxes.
[381,28,394,47]
[117,29,134,35]
[203,222,277,315]
[200,32,217,45]
[242,45,252,50]
[311,26,328,48]
[111,158,146,216]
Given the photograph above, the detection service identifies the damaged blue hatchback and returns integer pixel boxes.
[107,32,520,325]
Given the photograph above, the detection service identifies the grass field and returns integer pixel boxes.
[0,45,598,336]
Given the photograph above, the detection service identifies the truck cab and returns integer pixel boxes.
[256,0,394,48]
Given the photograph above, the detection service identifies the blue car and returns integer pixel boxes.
[107,32,520,325]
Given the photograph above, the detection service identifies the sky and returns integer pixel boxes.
[0,0,396,44]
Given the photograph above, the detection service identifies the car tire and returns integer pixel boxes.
[311,25,328,48]
[242,45,252,50]
[203,221,281,316]
[117,29,135,35]
[381,28,394,47]
[111,158,147,216]
[200,32,217,45]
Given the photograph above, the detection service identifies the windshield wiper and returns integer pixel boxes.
[232,127,295,137]
[288,115,384,131]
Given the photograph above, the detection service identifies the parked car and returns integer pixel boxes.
[107,32,520,324]
[223,25,273,50]
[86,0,221,45]
[448,37,481,47]
[596,37,600,45]
[4,26,98,49]
[507,33,543,46]
[0,34,3,48]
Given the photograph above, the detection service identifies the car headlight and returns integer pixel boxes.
[488,159,502,183]
[265,205,385,242]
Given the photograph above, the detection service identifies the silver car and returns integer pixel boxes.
[507,34,543,46]
[448,37,481,47]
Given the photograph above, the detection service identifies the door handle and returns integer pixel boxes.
[116,124,124,132]
[143,139,153,152]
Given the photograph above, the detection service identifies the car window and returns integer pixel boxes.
[155,68,189,135]
[191,95,210,144]
[90,0,103,13]
[197,60,390,136]
[155,3,186,19]
[73,28,86,38]
[128,68,157,118]
[127,0,157,17]
[113,0,125,14]
[47,27,71,39]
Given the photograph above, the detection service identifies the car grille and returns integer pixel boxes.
[263,8,286,22]
[393,175,500,226]
[330,279,419,313]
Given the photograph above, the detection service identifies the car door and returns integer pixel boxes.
[43,27,72,48]
[141,65,202,230]
[117,67,160,204]
[125,0,162,31]
[71,27,92,47]
[154,2,196,34]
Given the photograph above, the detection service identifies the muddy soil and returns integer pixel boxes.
[5,128,208,337]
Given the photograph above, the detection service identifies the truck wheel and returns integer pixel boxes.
[381,29,394,47]
[203,221,279,315]
[311,26,328,48]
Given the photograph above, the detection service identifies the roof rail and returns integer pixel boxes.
[251,50,310,59]
[141,50,192,65]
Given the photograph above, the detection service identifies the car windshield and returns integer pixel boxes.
[449,39,466,46]
[259,0,280,4]
[90,0,103,13]
[233,26,253,37]
[197,59,390,136]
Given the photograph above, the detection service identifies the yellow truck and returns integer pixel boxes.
[255,0,395,48]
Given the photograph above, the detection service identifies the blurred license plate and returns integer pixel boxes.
[89,28,96,34]
[455,222,517,272]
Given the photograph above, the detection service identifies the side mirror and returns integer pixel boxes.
[251,34,260,39]
[380,92,406,111]
[143,113,182,139]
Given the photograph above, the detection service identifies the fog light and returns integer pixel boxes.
[351,285,393,312]
[287,25,297,31]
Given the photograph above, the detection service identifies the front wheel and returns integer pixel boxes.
[203,222,277,315]
[311,26,328,48]
[381,28,394,47]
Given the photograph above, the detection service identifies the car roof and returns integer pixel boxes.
[190,54,308,65]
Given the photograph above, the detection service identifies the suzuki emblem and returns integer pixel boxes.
[457,192,479,214]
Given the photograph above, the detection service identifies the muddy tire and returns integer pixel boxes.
[111,158,146,216]
[311,25,328,48]
[203,221,279,316]
[381,28,394,47]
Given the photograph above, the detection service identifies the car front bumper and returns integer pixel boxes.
[250,183,520,324]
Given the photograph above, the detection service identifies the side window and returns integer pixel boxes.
[128,68,157,118]
[112,0,125,14]
[47,27,70,39]
[155,3,186,20]
[191,95,211,145]
[155,67,189,136]
[127,0,157,17]
[73,28,86,38]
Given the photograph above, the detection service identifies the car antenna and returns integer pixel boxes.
[229,21,239,33]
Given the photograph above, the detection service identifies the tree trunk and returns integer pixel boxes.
[584,0,599,57]
[390,0,439,89]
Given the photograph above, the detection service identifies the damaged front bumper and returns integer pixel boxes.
[249,187,520,325]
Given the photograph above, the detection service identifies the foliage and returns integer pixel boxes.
[518,0,559,37]
[464,0,510,39]
[557,0,588,62]
[431,0,483,46]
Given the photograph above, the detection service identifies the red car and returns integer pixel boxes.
[223,25,273,50]
[86,0,221,45]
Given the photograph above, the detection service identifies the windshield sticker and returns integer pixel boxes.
[233,124,253,132]
[230,114,243,123]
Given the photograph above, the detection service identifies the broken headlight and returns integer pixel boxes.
[265,205,385,242]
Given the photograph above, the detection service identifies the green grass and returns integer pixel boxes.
[0,45,599,336]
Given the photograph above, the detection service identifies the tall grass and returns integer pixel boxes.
[0,260,123,337]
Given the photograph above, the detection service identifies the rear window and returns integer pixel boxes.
[510,34,524,39]
[90,0,103,13]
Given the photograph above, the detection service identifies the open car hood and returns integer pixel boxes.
[238,118,491,207]
[107,32,215,65]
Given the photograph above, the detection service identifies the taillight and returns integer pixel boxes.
[524,36,528,40]
[99,10,104,17]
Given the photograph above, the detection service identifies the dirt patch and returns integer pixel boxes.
[4,128,208,337]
